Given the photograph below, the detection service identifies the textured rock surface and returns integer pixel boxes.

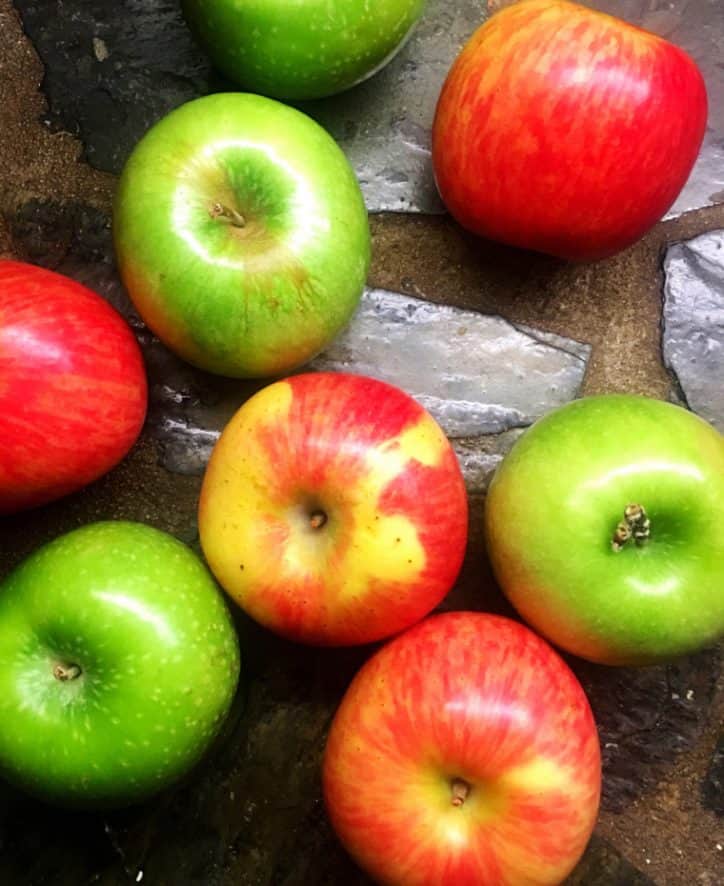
[15,0,724,215]
[13,0,211,174]
[663,231,724,429]
[574,647,722,813]
[702,736,724,816]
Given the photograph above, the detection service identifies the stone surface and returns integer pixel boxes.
[702,736,724,816]
[574,647,722,813]
[13,0,211,174]
[15,0,724,216]
[663,230,724,429]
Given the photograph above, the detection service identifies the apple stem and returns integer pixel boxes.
[53,663,81,682]
[451,778,471,807]
[612,503,650,552]
[209,202,246,228]
[309,510,327,530]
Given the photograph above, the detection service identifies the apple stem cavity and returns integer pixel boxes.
[209,202,246,228]
[309,510,328,530]
[53,662,82,682]
[612,503,651,552]
[451,777,471,807]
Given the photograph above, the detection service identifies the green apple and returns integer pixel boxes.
[485,395,724,666]
[182,0,427,100]
[113,93,370,378]
[0,522,240,807]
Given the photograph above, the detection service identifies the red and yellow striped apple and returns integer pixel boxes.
[198,373,468,645]
[432,0,707,261]
[0,261,147,514]
[323,612,601,884]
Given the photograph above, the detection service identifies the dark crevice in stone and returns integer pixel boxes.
[573,646,721,813]
[14,0,214,174]
[701,736,724,817]
[565,835,655,886]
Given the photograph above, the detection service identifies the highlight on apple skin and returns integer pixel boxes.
[198,372,469,646]
[433,0,707,261]
[323,611,601,885]
[113,93,371,379]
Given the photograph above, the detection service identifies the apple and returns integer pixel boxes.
[0,521,240,807]
[485,395,724,666]
[432,0,707,261]
[198,372,468,645]
[181,0,427,101]
[323,611,601,884]
[113,93,371,378]
[0,261,147,514]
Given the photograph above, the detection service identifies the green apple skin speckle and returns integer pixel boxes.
[0,521,240,807]
[182,0,427,100]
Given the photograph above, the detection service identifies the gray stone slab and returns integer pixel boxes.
[6,201,590,488]
[662,230,724,430]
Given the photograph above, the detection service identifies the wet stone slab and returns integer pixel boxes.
[662,230,724,430]
[15,0,724,215]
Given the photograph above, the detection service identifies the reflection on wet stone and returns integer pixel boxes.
[662,231,724,430]
[15,0,724,215]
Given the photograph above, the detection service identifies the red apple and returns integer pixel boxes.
[198,372,468,645]
[323,612,601,884]
[0,261,147,514]
[432,0,707,261]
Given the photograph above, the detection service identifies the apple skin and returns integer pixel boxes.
[485,395,724,666]
[181,0,426,101]
[113,93,371,378]
[198,372,468,646]
[0,522,240,807]
[0,261,147,514]
[323,611,601,885]
[432,0,707,261]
